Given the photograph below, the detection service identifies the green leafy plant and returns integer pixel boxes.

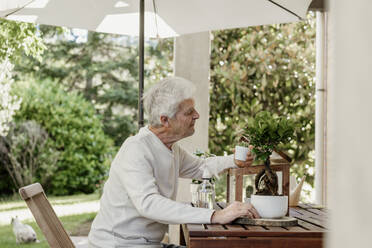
[193,149,216,159]
[237,141,249,147]
[244,111,296,195]
[0,121,59,189]
[13,79,114,195]
[0,19,45,63]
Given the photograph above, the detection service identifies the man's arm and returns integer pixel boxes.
[178,146,236,179]
[118,157,259,224]
[179,146,254,179]
[114,142,214,225]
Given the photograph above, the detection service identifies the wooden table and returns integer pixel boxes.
[181,203,327,248]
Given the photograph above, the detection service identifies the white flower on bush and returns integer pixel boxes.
[0,59,22,136]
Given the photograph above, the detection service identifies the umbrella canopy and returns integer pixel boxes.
[1,0,312,127]
[1,0,311,38]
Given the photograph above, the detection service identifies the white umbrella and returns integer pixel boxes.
[1,0,311,38]
[0,0,312,126]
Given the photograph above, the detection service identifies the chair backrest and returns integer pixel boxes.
[19,183,75,248]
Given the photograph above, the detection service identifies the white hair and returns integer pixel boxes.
[143,77,196,126]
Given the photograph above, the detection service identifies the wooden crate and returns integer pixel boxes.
[226,151,291,211]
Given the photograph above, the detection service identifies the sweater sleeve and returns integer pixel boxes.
[115,141,215,225]
[178,146,237,179]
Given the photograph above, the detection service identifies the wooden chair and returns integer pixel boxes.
[19,183,75,248]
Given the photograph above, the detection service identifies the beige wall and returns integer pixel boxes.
[169,32,210,244]
[326,0,372,247]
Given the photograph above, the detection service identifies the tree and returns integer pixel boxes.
[0,19,45,194]
[15,26,173,146]
[0,19,45,63]
[0,19,45,136]
[0,60,21,136]
[209,13,316,189]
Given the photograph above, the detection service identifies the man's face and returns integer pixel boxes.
[168,98,199,139]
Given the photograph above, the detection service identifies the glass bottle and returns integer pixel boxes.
[197,169,215,209]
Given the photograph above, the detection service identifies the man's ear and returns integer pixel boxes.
[160,115,170,127]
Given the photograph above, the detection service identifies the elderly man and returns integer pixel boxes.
[88,77,259,248]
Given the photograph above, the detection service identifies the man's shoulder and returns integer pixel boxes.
[122,129,152,148]
[111,132,153,167]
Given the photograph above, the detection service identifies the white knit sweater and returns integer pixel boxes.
[88,126,236,248]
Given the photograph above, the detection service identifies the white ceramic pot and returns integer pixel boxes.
[251,195,288,219]
[235,145,250,161]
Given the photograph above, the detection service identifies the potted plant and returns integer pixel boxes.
[244,111,296,218]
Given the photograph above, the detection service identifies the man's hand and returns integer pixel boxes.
[234,146,254,168]
[211,201,260,224]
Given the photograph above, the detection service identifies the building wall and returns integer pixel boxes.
[169,32,210,244]
[326,0,372,247]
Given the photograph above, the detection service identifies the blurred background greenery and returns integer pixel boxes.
[0,12,315,200]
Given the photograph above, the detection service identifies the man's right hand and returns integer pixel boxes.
[211,201,260,224]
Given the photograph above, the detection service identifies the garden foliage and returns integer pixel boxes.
[0,19,46,195]
[15,26,173,146]
[0,19,45,63]
[0,121,59,190]
[0,15,316,196]
[13,80,114,195]
[210,13,316,186]
[0,60,21,136]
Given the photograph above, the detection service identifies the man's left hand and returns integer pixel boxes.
[233,146,254,168]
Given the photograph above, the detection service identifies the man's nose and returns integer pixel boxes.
[193,110,200,120]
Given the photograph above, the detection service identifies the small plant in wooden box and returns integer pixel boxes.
[244,111,296,218]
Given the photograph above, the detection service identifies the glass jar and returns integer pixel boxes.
[197,178,215,209]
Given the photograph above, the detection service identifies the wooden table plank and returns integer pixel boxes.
[284,225,312,232]
[290,208,325,228]
[297,219,327,232]
[301,207,329,218]
[187,224,206,235]
[245,225,268,231]
[224,224,246,231]
[298,203,325,209]
[189,237,323,248]
[187,227,323,238]
[264,226,289,232]
[295,207,326,219]
[206,224,226,231]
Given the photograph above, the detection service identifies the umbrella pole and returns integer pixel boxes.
[138,0,145,129]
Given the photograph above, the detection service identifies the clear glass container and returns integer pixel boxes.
[197,178,215,209]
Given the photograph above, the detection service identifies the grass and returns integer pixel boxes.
[0,193,100,212]
[0,212,96,248]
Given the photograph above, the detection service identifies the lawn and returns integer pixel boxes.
[0,212,96,248]
[0,193,100,212]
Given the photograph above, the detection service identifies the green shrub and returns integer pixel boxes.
[0,121,59,190]
[14,80,114,195]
